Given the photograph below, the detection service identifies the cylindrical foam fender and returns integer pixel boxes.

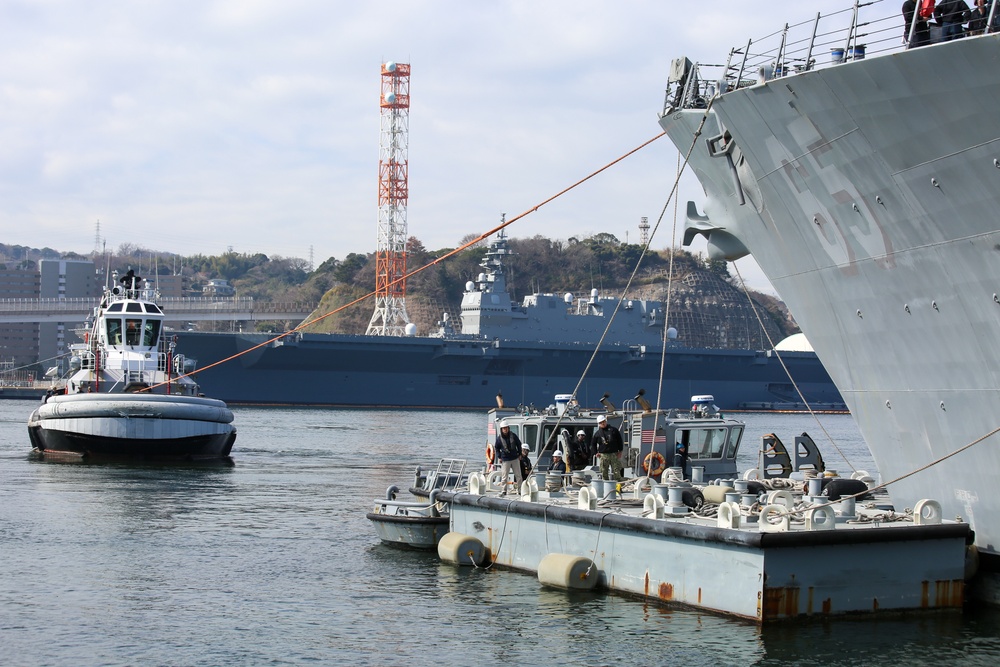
[437,533,486,566]
[537,553,598,590]
[701,485,734,504]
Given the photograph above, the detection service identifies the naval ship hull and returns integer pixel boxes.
[174,330,841,411]
[660,30,1000,585]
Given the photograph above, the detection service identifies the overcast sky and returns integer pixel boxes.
[1,0,868,293]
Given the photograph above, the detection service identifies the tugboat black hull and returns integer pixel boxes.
[28,425,236,461]
[27,394,237,462]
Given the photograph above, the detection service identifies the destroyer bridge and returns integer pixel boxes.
[0,297,317,324]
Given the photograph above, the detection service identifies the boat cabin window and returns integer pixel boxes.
[725,426,743,459]
[107,318,122,345]
[143,319,161,347]
[106,303,123,312]
[145,304,163,314]
[125,318,143,345]
[126,302,143,313]
[543,425,565,454]
[679,427,730,460]
[522,424,539,454]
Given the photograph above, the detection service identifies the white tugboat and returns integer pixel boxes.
[27,270,237,461]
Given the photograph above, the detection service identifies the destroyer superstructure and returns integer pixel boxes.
[659,1,1000,596]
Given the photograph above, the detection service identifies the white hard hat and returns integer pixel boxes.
[499,419,509,428]
[576,430,586,437]
[597,415,608,424]
[521,443,529,450]
[553,450,563,457]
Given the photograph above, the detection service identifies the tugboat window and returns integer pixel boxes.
[143,320,161,347]
[125,319,143,346]
[107,319,122,345]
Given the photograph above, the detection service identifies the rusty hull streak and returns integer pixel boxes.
[658,582,674,601]
[762,586,800,619]
[937,580,965,607]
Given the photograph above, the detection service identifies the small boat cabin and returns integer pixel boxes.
[487,393,744,482]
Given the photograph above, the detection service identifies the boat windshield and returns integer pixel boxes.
[107,318,122,345]
[725,426,743,459]
[107,318,160,347]
[125,319,143,346]
[681,427,730,460]
[143,320,161,347]
[520,424,537,453]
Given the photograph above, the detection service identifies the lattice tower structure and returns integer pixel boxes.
[366,61,412,336]
[639,216,649,246]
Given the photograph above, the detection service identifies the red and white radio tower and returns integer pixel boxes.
[366,60,412,336]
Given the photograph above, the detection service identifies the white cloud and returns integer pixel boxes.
[0,0,870,292]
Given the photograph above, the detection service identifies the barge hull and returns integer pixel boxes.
[443,492,968,621]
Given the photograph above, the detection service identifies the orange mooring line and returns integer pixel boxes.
[154,131,667,390]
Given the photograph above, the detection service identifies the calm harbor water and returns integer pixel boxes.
[2,399,998,666]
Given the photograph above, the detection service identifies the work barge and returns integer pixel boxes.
[430,397,970,623]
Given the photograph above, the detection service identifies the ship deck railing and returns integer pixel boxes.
[666,0,999,113]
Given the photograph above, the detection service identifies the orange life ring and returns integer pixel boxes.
[642,451,667,477]
[486,443,496,465]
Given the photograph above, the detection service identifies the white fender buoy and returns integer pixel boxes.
[578,486,597,510]
[643,493,664,519]
[469,472,487,495]
[743,468,761,480]
[805,505,836,531]
[717,501,742,529]
[765,489,793,509]
[914,498,943,525]
[537,553,598,590]
[758,504,790,532]
[438,532,486,566]
[702,485,734,505]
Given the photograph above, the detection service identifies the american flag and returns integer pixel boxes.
[641,430,666,445]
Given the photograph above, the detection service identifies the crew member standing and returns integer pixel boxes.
[519,443,533,482]
[674,440,690,480]
[494,419,523,495]
[591,415,625,481]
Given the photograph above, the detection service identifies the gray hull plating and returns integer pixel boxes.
[444,492,968,621]
[174,329,840,411]
[660,35,1000,562]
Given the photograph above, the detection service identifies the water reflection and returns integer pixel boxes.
[8,400,996,667]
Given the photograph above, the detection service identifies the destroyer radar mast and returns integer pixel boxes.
[367,60,412,336]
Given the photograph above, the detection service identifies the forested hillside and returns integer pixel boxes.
[0,233,798,350]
